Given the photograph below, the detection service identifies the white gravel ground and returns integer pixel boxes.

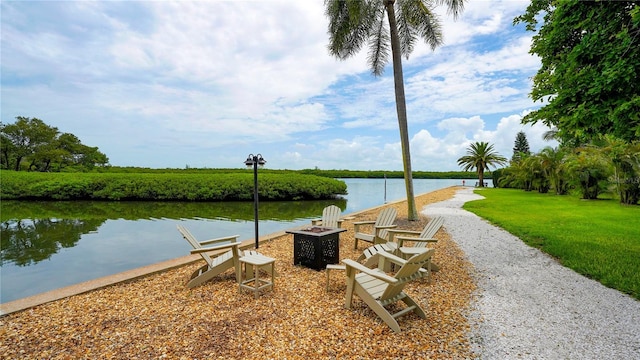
[424,187,640,359]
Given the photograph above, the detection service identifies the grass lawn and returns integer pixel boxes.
[463,188,640,300]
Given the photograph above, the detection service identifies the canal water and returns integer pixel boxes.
[0,178,467,303]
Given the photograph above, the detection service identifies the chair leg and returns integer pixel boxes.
[344,269,356,309]
[355,286,401,333]
[326,268,330,292]
[401,294,427,319]
[326,264,345,292]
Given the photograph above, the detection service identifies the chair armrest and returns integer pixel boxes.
[386,229,421,236]
[409,237,438,243]
[190,241,241,254]
[199,235,240,246]
[311,218,322,225]
[396,235,438,247]
[353,220,376,225]
[353,220,376,232]
[377,250,409,267]
[338,217,356,228]
[386,229,421,243]
[342,259,398,284]
[374,225,397,240]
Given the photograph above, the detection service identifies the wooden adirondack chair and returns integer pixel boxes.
[177,225,243,288]
[389,216,444,271]
[357,216,444,276]
[311,205,343,228]
[353,207,397,249]
[342,249,434,333]
[326,243,394,292]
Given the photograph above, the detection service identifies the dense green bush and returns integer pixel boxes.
[0,171,347,201]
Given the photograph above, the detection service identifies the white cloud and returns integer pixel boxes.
[1,0,550,172]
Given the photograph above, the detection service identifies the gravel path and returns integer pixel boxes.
[423,187,640,359]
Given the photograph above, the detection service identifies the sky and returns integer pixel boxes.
[1,0,556,171]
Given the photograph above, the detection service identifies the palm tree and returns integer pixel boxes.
[324,0,465,220]
[563,148,610,200]
[591,135,640,204]
[457,142,507,188]
[538,146,569,195]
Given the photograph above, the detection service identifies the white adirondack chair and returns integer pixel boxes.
[311,205,343,228]
[389,216,444,272]
[357,216,444,276]
[177,225,242,288]
[342,249,434,333]
[353,207,397,249]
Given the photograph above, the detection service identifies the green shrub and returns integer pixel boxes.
[0,171,347,201]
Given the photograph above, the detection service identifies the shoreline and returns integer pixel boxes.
[1,178,468,306]
[1,186,478,359]
[0,186,461,316]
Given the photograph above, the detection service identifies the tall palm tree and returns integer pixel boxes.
[457,142,507,188]
[324,0,465,220]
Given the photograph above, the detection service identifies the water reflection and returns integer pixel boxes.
[1,218,104,266]
[0,199,345,267]
[0,178,466,303]
[0,199,347,223]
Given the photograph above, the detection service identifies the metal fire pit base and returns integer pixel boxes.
[286,227,347,271]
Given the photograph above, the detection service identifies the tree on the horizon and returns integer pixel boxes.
[457,141,507,188]
[324,0,466,220]
[512,131,531,162]
[0,116,109,171]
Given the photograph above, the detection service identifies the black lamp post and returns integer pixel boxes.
[244,154,266,249]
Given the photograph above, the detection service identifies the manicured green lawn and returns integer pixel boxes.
[463,188,640,300]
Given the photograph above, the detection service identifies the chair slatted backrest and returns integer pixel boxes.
[322,205,341,228]
[415,217,444,248]
[379,249,434,302]
[376,207,397,241]
[177,225,215,266]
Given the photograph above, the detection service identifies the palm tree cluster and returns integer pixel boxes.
[495,136,640,205]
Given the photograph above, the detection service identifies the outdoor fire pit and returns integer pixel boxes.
[286,226,347,270]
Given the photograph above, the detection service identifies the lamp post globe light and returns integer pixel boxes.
[244,154,266,249]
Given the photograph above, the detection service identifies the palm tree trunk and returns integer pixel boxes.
[385,0,418,220]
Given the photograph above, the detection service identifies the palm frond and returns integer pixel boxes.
[396,1,417,58]
[368,7,390,76]
[457,141,508,173]
[325,0,377,60]
[435,0,465,20]
[407,0,443,50]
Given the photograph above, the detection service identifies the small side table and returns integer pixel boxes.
[239,254,275,298]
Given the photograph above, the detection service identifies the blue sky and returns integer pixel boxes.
[1,1,555,171]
